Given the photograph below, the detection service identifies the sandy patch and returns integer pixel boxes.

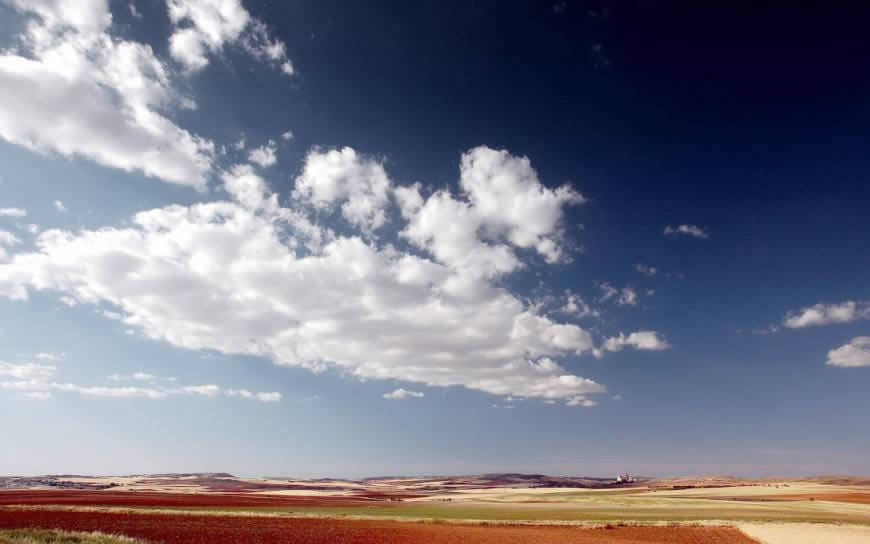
[737,522,870,544]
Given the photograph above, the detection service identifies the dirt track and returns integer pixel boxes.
[0,510,758,543]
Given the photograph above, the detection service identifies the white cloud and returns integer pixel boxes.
[1,361,279,401]
[281,130,293,141]
[0,361,57,380]
[248,139,278,168]
[24,391,53,400]
[129,2,142,19]
[294,147,392,233]
[383,388,424,400]
[599,331,670,354]
[233,135,246,151]
[0,146,618,403]
[0,231,21,246]
[34,352,64,361]
[826,337,870,368]
[634,263,656,276]
[0,208,27,217]
[167,0,294,76]
[784,301,870,329]
[560,292,598,319]
[0,1,215,188]
[54,200,68,213]
[397,147,583,281]
[664,224,709,239]
[181,384,219,396]
[599,283,638,306]
[566,396,598,407]
[225,388,281,402]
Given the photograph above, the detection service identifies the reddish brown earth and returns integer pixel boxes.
[0,510,758,543]
[0,490,378,508]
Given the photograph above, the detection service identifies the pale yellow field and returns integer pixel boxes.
[737,522,870,544]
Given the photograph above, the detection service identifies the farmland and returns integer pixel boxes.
[2,474,870,542]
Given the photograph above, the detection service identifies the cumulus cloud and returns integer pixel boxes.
[0,362,279,401]
[397,147,583,281]
[248,139,278,168]
[383,388,424,400]
[281,130,293,141]
[783,301,870,329]
[664,224,709,239]
[0,208,27,217]
[826,337,870,368]
[599,331,670,355]
[167,0,294,75]
[294,147,392,233]
[0,0,215,187]
[54,200,67,213]
[0,146,623,403]
[600,283,639,306]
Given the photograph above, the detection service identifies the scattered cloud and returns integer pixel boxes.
[598,331,670,355]
[0,361,56,380]
[24,391,52,400]
[0,1,215,188]
[281,130,294,141]
[783,301,870,329]
[0,146,620,403]
[34,352,64,362]
[233,135,247,151]
[167,0,294,75]
[383,388,424,400]
[664,224,709,239]
[248,139,278,168]
[634,263,656,276]
[599,283,639,306]
[560,292,598,319]
[566,396,598,407]
[54,200,67,213]
[0,208,27,217]
[129,2,142,19]
[1,362,279,401]
[826,337,870,368]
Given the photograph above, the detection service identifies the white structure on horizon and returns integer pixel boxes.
[615,473,636,484]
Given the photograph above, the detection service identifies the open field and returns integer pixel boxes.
[0,529,146,544]
[0,511,758,543]
[2,475,869,542]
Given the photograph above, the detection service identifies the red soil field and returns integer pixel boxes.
[0,490,376,508]
[0,510,758,543]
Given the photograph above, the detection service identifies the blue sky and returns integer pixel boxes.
[1,1,869,478]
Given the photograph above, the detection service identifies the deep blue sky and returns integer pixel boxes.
[0,1,868,478]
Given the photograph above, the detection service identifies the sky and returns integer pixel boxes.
[1,1,869,478]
